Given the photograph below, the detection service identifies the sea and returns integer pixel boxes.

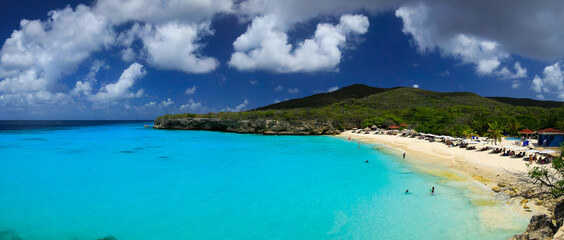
[0,121,528,240]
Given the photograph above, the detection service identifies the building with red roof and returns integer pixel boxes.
[388,125,399,130]
[536,128,564,147]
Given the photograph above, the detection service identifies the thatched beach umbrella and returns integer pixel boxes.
[371,125,377,130]
[364,127,371,131]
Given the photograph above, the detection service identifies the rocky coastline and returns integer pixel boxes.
[153,117,341,135]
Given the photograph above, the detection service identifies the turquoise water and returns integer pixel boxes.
[0,122,527,239]
[507,137,522,140]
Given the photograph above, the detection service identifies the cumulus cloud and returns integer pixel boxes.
[223,99,249,112]
[412,84,419,88]
[94,0,232,25]
[228,14,369,72]
[249,80,259,85]
[87,63,146,102]
[393,1,564,81]
[328,86,339,92]
[287,88,299,94]
[274,85,284,91]
[498,62,527,79]
[179,98,208,113]
[531,62,564,100]
[0,4,114,109]
[184,85,197,95]
[127,22,219,74]
[161,98,174,107]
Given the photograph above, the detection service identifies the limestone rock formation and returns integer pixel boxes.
[154,118,341,135]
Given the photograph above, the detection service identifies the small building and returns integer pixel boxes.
[388,125,399,130]
[518,129,535,139]
[536,128,564,147]
[399,123,408,127]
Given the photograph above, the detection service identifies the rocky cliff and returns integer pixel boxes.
[153,118,341,135]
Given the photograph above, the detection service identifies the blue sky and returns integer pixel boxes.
[0,0,563,120]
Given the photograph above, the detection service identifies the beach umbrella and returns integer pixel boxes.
[540,150,556,154]
[513,147,527,151]
[363,127,371,131]
[468,141,480,144]
[526,150,539,154]
[503,145,515,149]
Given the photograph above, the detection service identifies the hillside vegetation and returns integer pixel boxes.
[157,85,564,137]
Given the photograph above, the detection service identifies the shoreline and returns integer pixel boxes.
[337,131,550,217]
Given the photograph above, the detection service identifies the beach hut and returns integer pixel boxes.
[388,125,399,130]
[536,128,564,147]
[519,129,535,139]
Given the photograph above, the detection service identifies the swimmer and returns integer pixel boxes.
[365,160,369,163]
[430,186,435,195]
[405,189,409,194]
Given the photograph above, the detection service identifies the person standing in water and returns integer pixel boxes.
[430,186,435,195]
[403,152,406,159]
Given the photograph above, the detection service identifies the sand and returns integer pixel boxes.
[338,130,552,216]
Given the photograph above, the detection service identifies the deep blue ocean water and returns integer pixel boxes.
[0,121,528,239]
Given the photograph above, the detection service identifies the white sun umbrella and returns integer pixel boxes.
[526,150,539,154]
[468,141,480,144]
[540,150,557,154]
[513,147,527,151]
[490,145,502,148]
[503,145,515,149]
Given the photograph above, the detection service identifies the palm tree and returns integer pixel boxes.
[484,121,504,145]
[463,128,479,139]
[508,119,521,136]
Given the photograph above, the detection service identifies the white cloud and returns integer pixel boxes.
[531,62,564,100]
[412,84,419,88]
[134,22,219,73]
[274,85,284,91]
[274,99,280,103]
[0,5,113,92]
[161,98,174,107]
[94,0,232,25]
[184,85,197,95]
[511,80,521,89]
[438,70,450,76]
[228,14,369,72]
[287,88,299,94]
[498,62,527,79]
[395,4,525,77]
[328,86,339,92]
[179,98,208,113]
[88,63,146,102]
[223,99,249,112]
[249,80,259,85]
[144,101,156,107]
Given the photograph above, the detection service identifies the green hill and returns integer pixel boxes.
[486,97,564,108]
[255,84,395,110]
[158,84,564,137]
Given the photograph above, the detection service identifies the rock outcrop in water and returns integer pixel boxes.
[153,118,341,135]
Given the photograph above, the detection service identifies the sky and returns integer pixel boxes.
[1,0,564,120]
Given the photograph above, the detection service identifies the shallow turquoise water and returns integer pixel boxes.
[0,122,527,239]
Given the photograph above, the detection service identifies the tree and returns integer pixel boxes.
[507,119,521,136]
[528,145,564,197]
[484,121,504,145]
[462,128,479,139]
